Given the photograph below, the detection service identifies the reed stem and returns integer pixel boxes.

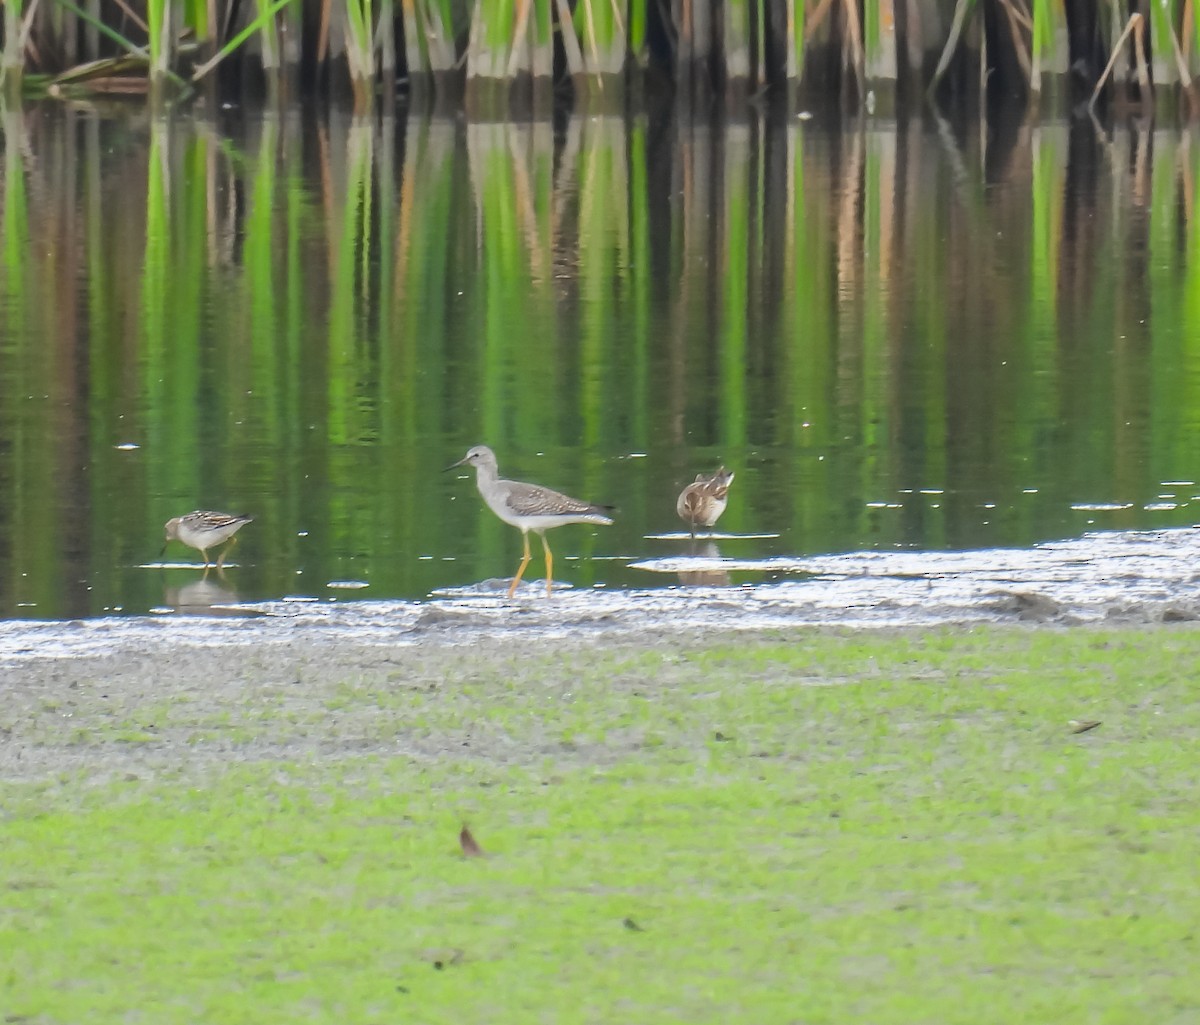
[2,0,25,96]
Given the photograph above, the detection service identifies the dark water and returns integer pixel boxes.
[2,104,1200,623]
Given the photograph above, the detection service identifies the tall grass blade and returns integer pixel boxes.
[555,0,585,77]
[192,0,297,81]
[865,0,897,83]
[929,0,977,93]
[256,0,282,75]
[146,0,171,92]
[343,0,377,108]
[573,0,626,79]
[1030,0,1047,92]
[1,0,24,95]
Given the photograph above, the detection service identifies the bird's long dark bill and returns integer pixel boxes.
[158,543,168,559]
[442,457,469,472]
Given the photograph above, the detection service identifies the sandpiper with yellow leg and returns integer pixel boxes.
[446,445,614,598]
[161,511,253,569]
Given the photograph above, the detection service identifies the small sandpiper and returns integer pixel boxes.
[677,466,735,537]
[445,445,614,598]
[161,510,253,569]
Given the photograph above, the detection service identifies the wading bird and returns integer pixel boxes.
[446,445,614,599]
[161,510,253,569]
[677,466,735,536]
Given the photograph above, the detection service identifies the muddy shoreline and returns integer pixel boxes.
[4,580,1200,789]
[7,523,1200,785]
[1,623,745,786]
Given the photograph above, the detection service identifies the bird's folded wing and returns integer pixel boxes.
[503,483,597,517]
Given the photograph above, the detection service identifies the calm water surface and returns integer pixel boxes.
[2,103,1200,625]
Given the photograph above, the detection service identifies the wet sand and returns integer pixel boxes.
[7,523,1200,788]
[5,591,1200,790]
[2,625,744,785]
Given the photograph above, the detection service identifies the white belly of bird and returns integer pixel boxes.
[178,521,242,549]
[493,508,608,532]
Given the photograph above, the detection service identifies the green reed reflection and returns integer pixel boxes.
[3,106,1200,617]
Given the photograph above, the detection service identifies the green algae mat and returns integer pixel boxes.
[2,627,1199,1023]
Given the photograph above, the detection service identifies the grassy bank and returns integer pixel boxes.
[3,626,1199,1022]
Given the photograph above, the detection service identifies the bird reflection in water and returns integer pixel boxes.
[677,539,731,588]
[163,574,249,616]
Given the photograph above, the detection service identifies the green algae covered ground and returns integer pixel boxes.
[2,626,1199,1023]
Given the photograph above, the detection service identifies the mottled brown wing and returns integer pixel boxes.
[503,481,605,518]
[193,511,253,528]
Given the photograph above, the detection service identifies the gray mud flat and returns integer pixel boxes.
[1,627,741,786]
[4,525,1200,787]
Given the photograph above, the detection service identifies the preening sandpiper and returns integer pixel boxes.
[677,466,735,536]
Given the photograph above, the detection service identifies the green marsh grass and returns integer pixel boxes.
[573,0,624,79]
[723,0,752,86]
[251,0,282,83]
[628,0,646,67]
[401,0,457,85]
[1,0,22,96]
[146,0,171,90]
[1029,0,1061,92]
[3,0,1199,109]
[865,0,890,83]
[342,0,375,107]
[190,0,295,84]
[3,626,1200,1022]
[465,0,510,83]
[791,0,804,82]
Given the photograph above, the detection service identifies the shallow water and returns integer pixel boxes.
[2,104,1200,634]
[2,526,1197,666]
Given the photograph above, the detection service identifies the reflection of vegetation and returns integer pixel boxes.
[2,107,1200,615]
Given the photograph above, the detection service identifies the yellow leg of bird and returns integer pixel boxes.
[507,532,533,598]
[217,535,237,569]
[541,533,553,598]
[200,548,210,568]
